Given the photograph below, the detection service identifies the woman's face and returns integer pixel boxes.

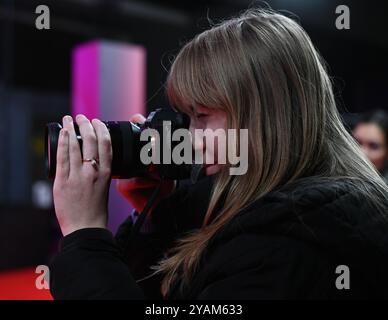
[353,123,388,171]
[188,104,227,176]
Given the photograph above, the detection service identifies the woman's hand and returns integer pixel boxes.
[53,114,113,236]
[116,114,175,213]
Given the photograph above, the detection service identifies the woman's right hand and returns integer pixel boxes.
[116,114,175,213]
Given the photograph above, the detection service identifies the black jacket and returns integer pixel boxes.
[49,175,388,299]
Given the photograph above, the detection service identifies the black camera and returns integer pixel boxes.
[45,108,193,180]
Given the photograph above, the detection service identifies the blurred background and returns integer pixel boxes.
[0,0,387,299]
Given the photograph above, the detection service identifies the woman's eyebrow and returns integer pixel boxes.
[196,106,211,115]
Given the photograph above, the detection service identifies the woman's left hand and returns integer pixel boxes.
[53,114,113,236]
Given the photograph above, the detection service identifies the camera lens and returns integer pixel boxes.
[45,121,144,179]
[45,122,62,179]
[45,109,193,180]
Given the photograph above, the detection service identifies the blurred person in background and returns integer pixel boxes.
[353,110,388,183]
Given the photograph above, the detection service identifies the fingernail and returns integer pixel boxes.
[63,115,72,123]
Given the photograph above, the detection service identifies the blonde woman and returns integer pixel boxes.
[50,9,388,299]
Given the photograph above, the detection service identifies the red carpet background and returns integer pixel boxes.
[0,267,53,300]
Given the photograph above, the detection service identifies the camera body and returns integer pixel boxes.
[45,108,192,180]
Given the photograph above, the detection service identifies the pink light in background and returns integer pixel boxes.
[72,40,146,233]
[72,41,100,119]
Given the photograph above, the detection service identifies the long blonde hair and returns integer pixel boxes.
[151,8,388,296]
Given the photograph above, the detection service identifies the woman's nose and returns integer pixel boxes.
[190,125,205,152]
